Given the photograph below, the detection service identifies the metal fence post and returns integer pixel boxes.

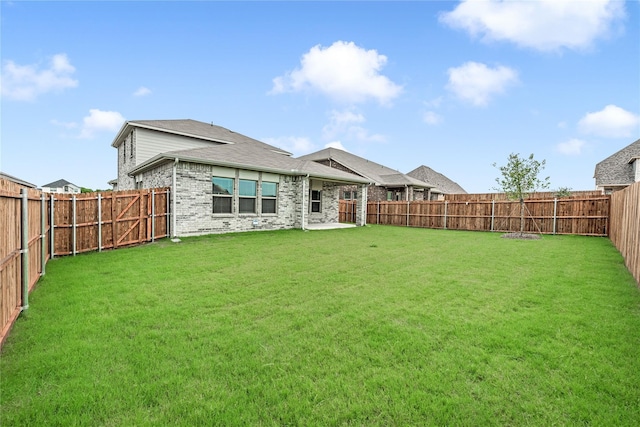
[444,200,448,230]
[41,193,46,276]
[491,199,495,232]
[20,189,29,310]
[406,200,410,227]
[98,193,102,251]
[553,198,558,235]
[166,189,171,238]
[50,194,55,259]
[151,189,156,242]
[72,195,77,256]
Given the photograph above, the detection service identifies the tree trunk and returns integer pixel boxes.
[519,198,525,234]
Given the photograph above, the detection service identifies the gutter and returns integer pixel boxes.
[301,174,309,230]
[130,154,370,185]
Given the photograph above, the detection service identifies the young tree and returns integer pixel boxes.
[493,153,550,233]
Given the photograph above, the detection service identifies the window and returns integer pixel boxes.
[387,191,393,201]
[261,181,277,214]
[213,177,234,213]
[239,179,257,213]
[343,191,351,200]
[311,190,321,213]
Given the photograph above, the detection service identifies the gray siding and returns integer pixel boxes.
[136,128,226,166]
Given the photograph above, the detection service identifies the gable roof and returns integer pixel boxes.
[296,148,429,188]
[406,165,467,194]
[111,119,292,156]
[594,139,640,186]
[129,142,371,185]
[42,179,79,189]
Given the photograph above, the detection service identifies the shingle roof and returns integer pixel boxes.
[406,165,467,194]
[112,119,292,155]
[42,179,78,188]
[296,148,429,188]
[130,143,370,185]
[594,139,640,186]
[0,172,37,188]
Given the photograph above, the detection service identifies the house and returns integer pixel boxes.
[111,119,370,236]
[41,179,81,194]
[296,148,431,201]
[594,139,640,194]
[0,172,37,189]
[406,165,467,200]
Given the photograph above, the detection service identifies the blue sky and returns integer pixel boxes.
[1,0,638,192]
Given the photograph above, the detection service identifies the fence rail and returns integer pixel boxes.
[0,179,170,348]
[609,181,640,286]
[340,195,611,236]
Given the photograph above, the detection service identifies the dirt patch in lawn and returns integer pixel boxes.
[501,232,541,240]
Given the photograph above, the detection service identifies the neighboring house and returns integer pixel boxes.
[406,165,467,200]
[111,119,369,236]
[41,179,81,194]
[594,138,640,194]
[297,148,430,201]
[0,172,37,189]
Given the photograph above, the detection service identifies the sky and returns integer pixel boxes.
[1,0,639,193]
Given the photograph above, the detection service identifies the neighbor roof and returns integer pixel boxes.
[594,139,640,186]
[111,119,292,156]
[406,165,467,194]
[297,148,429,188]
[0,172,37,188]
[129,143,371,185]
[42,179,79,188]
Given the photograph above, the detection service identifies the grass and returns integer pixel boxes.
[1,225,639,426]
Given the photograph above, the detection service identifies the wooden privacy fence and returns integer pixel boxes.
[1,179,49,348]
[609,181,640,286]
[0,181,170,347]
[50,188,170,256]
[341,196,611,236]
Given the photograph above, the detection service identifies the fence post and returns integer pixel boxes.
[166,189,171,237]
[98,193,102,251]
[491,199,495,232]
[20,189,29,310]
[553,198,558,235]
[406,200,410,227]
[377,201,380,224]
[72,195,77,256]
[50,194,55,259]
[41,193,46,276]
[151,189,156,242]
[444,201,448,230]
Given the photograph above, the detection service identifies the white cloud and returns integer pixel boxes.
[133,86,152,97]
[270,41,402,104]
[80,109,125,139]
[578,105,639,138]
[263,136,316,156]
[556,138,587,156]
[1,53,78,101]
[423,111,443,125]
[446,61,518,107]
[322,109,385,143]
[440,0,625,52]
[325,141,348,151]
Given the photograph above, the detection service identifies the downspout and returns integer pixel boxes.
[301,174,309,230]
[172,158,178,238]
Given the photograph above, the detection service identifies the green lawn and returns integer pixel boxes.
[1,226,639,426]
